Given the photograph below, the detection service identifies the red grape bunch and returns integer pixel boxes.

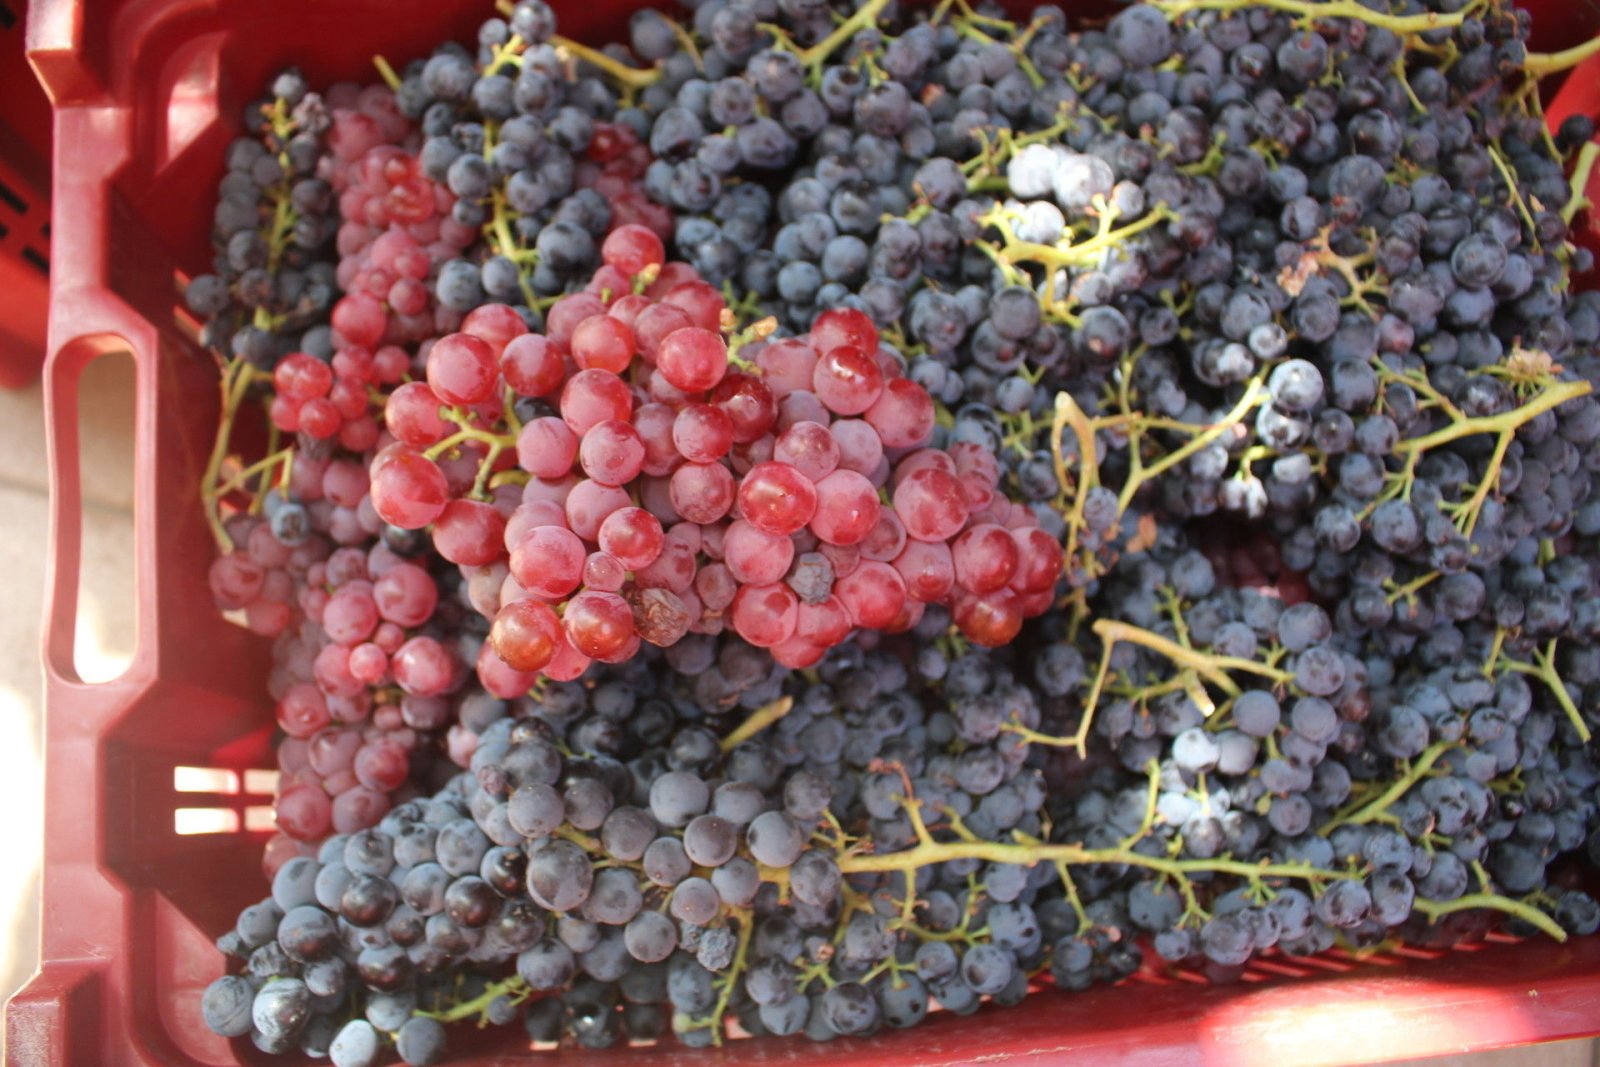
[363,223,1064,686]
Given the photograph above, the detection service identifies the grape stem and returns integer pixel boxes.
[550,34,662,89]
[1495,638,1590,744]
[416,975,531,1024]
[690,907,755,1045]
[719,695,795,753]
[762,0,896,82]
[1523,33,1600,77]
[1149,0,1467,36]
[201,359,270,553]
[1413,893,1565,942]
[1563,141,1600,225]
[371,54,402,93]
[1398,377,1592,536]
[1318,741,1455,834]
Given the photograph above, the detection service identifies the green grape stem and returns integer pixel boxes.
[202,360,272,553]
[1319,741,1455,834]
[720,696,796,752]
[417,975,531,1023]
[1523,33,1600,77]
[550,34,663,89]
[1149,0,1468,36]
[1496,638,1591,744]
[682,909,756,1045]
[1396,378,1592,535]
[1563,141,1599,225]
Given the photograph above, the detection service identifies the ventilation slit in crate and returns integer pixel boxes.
[243,769,280,796]
[244,806,276,832]
[174,808,240,835]
[0,179,26,215]
[173,766,239,793]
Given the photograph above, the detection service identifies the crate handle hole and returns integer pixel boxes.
[68,348,137,684]
[173,807,239,835]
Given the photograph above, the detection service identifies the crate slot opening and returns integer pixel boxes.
[173,807,240,835]
[172,766,238,793]
[0,178,26,215]
[243,768,280,795]
[243,806,276,832]
[70,348,137,684]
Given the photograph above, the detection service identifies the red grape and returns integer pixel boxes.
[831,418,884,476]
[809,469,881,546]
[277,683,331,739]
[756,338,819,397]
[426,332,500,406]
[860,507,908,562]
[373,562,438,627]
[579,419,647,487]
[656,327,729,392]
[633,303,695,363]
[954,590,1024,647]
[812,345,884,416]
[560,368,633,434]
[952,523,1020,594]
[633,402,682,477]
[729,583,799,647]
[391,635,455,697]
[711,372,778,443]
[583,551,628,591]
[672,403,735,463]
[669,461,736,524]
[370,450,449,529]
[770,637,826,669]
[598,506,665,571]
[1009,526,1064,595]
[810,307,878,358]
[737,462,817,536]
[516,416,580,480]
[275,353,333,401]
[835,561,906,630]
[490,598,563,672]
[694,562,738,612]
[571,315,636,373]
[324,585,380,645]
[796,594,851,646]
[476,638,540,699]
[774,421,840,482]
[892,539,956,602]
[547,293,608,350]
[564,479,632,540]
[432,499,507,566]
[460,303,528,357]
[501,334,566,398]
[601,223,666,276]
[635,537,697,593]
[563,590,635,660]
[864,378,936,448]
[893,466,969,543]
[661,281,726,332]
[509,524,586,599]
[723,520,795,585]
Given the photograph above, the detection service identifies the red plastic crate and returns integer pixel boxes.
[9,0,1600,1064]
[0,0,53,389]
